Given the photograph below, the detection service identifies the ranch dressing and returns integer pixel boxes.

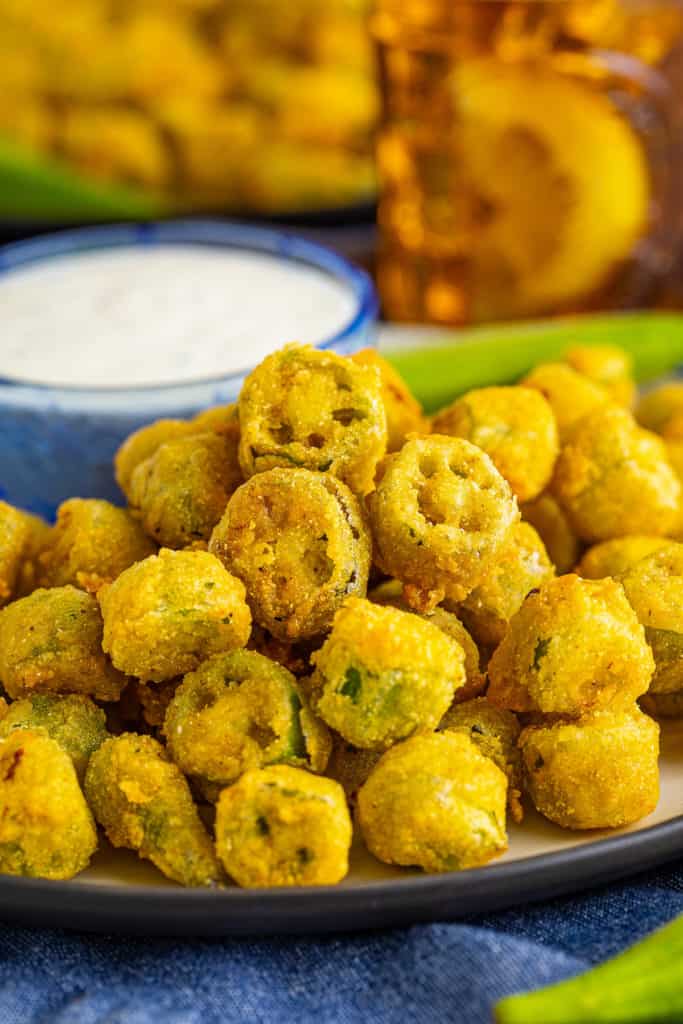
[0,245,357,388]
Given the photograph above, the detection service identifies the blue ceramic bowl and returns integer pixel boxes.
[0,221,378,518]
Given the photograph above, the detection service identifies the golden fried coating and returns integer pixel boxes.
[0,586,125,702]
[521,492,582,575]
[576,536,669,579]
[238,345,387,495]
[37,498,155,592]
[552,405,680,541]
[59,106,170,188]
[120,11,224,104]
[636,382,683,439]
[0,501,31,607]
[426,606,487,701]
[210,467,370,641]
[564,344,636,408]
[85,733,222,887]
[487,574,654,715]
[369,579,486,702]
[369,435,519,609]
[312,597,466,749]
[432,386,559,502]
[351,348,428,452]
[215,764,352,887]
[619,543,683,694]
[520,362,610,442]
[115,418,193,498]
[454,522,555,648]
[164,650,331,795]
[99,549,251,682]
[14,512,52,600]
[666,439,683,539]
[440,697,523,823]
[129,432,243,548]
[0,694,107,782]
[520,708,659,829]
[357,732,508,872]
[191,403,239,434]
[0,503,49,605]
[0,730,97,879]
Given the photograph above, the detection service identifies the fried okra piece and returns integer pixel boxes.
[552,406,680,541]
[0,586,125,701]
[369,579,486,702]
[191,403,239,434]
[564,344,636,408]
[37,498,155,592]
[129,432,243,549]
[164,650,331,796]
[440,697,523,823]
[215,765,352,887]
[369,435,519,609]
[98,549,251,682]
[115,406,240,500]
[619,543,683,694]
[312,597,465,749]
[351,348,428,452]
[115,418,194,498]
[238,344,387,495]
[0,730,97,879]
[636,382,683,439]
[520,708,659,829]
[487,574,654,715]
[454,522,554,648]
[666,439,683,538]
[0,501,32,607]
[210,467,370,641]
[432,386,559,502]
[0,503,49,605]
[0,694,107,782]
[14,512,52,600]
[520,362,610,442]
[85,733,222,887]
[576,536,669,579]
[358,732,508,872]
[521,491,581,575]
[426,607,487,700]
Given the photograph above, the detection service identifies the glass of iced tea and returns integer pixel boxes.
[371,0,683,324]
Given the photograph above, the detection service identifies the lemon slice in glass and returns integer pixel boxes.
[452,58,650,320]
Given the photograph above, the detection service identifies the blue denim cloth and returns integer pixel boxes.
[1,863,682,1024]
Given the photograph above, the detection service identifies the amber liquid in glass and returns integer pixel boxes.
[372,0,683,324]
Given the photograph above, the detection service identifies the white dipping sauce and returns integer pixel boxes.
[0,245,358,388]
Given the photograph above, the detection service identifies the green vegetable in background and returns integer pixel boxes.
[495,914,683,1023]
[0,140,165,221]
[386,313,683,413]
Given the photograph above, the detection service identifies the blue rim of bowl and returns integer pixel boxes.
[0,219,379,393]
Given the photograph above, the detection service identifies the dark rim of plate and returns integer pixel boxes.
[1,812,682,919]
